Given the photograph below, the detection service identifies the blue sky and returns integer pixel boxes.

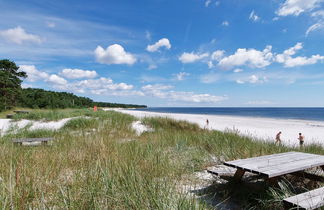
[1,0,324,107]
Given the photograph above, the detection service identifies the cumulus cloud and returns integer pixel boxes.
[275,42,324,67]
[218,45,273,69]
[60,68,98,79]
[179,52,209,63]
[211,50,225,61]
[175,72,190,81]
[142,84,227,103]
[94,44,137,65]
[146,38,171,52]
[249,10,260,22]
[19,65,49,82]
[0,26,42,44]
[48,74,68,86]
[276,0,323,16]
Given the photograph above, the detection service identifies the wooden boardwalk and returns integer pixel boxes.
[224,152,324,178]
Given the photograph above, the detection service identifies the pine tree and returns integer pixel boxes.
[0,59,27,111]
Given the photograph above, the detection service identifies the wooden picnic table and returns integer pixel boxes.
[223,152,324,181]
[12,137,54,145]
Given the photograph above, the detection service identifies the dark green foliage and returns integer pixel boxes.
[0,59,27,111]
[19,88,93,109]
[18,88,147,109]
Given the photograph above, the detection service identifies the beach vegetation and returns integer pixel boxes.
[0,109,322,209]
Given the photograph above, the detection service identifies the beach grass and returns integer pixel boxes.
[0,109,323,209]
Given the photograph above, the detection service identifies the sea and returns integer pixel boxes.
[134,107,324,122]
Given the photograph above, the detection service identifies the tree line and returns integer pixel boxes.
[0,59,146,111]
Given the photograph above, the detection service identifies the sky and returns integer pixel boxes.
[0,0,324,107]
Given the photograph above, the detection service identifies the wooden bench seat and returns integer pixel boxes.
[13,137,54,145]
[283,187,324,210]
[13,110,30,114]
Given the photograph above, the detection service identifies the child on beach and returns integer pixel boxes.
[298,133,304,147]
[275,131,282,144]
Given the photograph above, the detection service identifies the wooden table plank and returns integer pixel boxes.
[224,152,324,178]
[284,187,324,210]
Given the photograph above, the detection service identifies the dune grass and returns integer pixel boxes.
[0,109,323,209]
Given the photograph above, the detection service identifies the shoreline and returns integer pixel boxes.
[114,109,324,147]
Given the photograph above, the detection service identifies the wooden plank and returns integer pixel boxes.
[13,110,30,114]
[12,138,54,143]
[225,152,296,166]
[233,169,245,180]
[261,158,324,178]
[224,152,324,178]
[230,153,318,170]
[283,187,324,210]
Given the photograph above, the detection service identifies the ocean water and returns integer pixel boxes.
[134,107,324,122]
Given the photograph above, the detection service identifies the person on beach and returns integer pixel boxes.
[298,133,304,147]
[205,119,209,129]
[275,131,282,144]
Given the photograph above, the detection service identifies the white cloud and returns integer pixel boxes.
[205,0,212,7]
[211,50,225,61]
[94,44,137,65]
[48,74,68,86]
[275,42,324,67]
[0,26,42,44]
[175,72,190,81]
[56,77,136,96]
[60,68,98,79]
[305,22,324,36]
[222,21,229,26]
[19,65,49,82]
[218,45,273,69]
[233,68,243,73]
[146,38,171,52]
[249,10,260,22]
[142,84,227,103]
[276,0,323,16]
[164,91,227,103]
[236,75,267,84]
[141,84,173,91]
[179,52,209,63]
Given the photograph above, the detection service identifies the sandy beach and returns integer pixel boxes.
[116,109,324,147]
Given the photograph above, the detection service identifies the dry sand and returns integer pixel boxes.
[116,109,324,147]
